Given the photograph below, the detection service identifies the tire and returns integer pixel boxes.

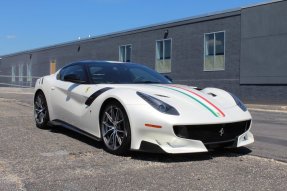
[34,92,50,129]
[100,101,131,155]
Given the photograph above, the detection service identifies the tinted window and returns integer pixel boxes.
[205,33,214,56]
[215,32,224,55]
[88,62,171,84]
[60,64,87,82]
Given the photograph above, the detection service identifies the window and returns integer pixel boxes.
[60,64,87,82]
[119,45,132,62]
[87,62,170,84]
[11,66,15,82]
[19,64,23,82]
[204,31,225,71]
[26,63,32,82]
[156,39,172,73]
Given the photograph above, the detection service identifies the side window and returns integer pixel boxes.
[59,64,87,83]
[89,66,106,83]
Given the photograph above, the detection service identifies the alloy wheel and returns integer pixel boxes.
[34,93,49,128]
[101,105,128,151]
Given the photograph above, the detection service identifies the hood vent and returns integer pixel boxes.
[193,87,202,91]
[208,93,217,97]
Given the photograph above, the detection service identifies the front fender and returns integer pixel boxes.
[84,88,146,138]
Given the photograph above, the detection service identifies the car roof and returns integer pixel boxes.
[63,60,134,68]
[77,60,125,64]
[60,60,147,72]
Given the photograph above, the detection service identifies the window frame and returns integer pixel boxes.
[155,38,173,73]
[119,44,132,62]
[155,38,172,61]
[203,31,225,72]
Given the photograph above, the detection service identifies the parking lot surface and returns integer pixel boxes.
[0,88,286,191]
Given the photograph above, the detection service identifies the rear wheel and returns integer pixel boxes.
[100,101,131,155]
[34,92,50,129]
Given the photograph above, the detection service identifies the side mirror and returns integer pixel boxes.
[164,75,173,82]
[63,74,86,84]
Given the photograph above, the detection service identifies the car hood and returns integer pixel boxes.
[95,84,238,118]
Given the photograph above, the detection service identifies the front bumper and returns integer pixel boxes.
[126,104,254,154]
[138,130,254,154]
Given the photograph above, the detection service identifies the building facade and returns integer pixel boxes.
[0,0,286,104]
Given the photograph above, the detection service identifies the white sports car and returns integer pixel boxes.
[34,61,254,155]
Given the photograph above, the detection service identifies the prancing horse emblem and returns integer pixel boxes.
[219,128,224,136]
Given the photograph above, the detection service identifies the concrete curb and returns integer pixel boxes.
[246,104,287,112]
[0,87,34,93]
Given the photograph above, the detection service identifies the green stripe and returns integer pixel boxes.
[153,85,219,117]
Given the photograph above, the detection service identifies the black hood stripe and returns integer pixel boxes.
[85,87,113,106]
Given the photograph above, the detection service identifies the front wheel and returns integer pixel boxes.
[100,101,131,155]
[34,92,50,129]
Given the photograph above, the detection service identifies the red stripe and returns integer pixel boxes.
[169,85,225,117]
[145,124,162,128]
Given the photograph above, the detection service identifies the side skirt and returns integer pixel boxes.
[48,120,101,141]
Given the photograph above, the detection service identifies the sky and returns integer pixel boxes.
[0,0,271,56]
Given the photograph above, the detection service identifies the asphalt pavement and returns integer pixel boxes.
[0,88,286,191]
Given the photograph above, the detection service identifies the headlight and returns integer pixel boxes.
[137,92,179,115]
[229,93,247,112]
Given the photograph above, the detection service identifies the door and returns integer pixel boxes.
[51,64,90,127]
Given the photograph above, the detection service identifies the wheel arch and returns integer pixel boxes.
[34,89,45,100]
[34,88,51,118]
[34,88,50,129]
[99,98,125,123]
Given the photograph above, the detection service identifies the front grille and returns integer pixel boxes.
[173,120,251,144]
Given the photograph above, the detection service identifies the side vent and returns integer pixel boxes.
[85,87,113,106]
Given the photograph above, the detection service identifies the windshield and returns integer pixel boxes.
[87,62,171,84]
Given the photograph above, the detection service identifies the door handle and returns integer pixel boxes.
[51,87,55,90]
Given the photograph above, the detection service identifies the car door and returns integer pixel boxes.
[51,64,91,128]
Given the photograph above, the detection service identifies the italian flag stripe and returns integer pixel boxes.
[154,84,225,118]
[169,85,225,117]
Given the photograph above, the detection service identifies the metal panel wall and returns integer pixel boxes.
[240,0,287,84]
[0,14,241,94]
